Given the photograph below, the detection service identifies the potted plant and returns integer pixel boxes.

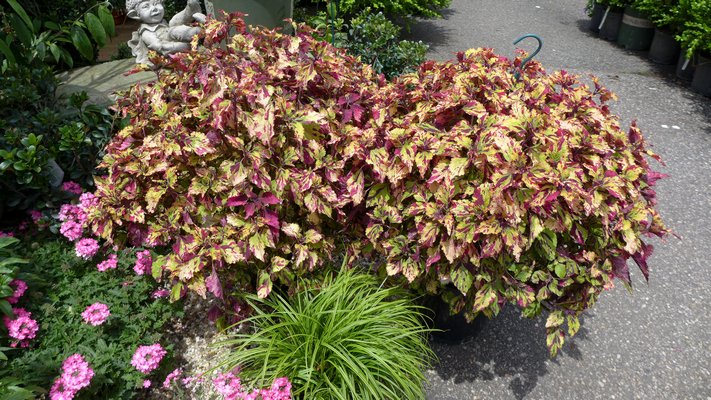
[634,0,687,64]
[675,0,711,95]
[586,0,608,33]
[594,0,630,41]
[617,2,655,50]
[109,0,127,25]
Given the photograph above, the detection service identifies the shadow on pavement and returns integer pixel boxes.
[400,9,455,56]
[429,306,589,400]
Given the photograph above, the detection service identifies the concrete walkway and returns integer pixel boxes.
[405,1,711,399]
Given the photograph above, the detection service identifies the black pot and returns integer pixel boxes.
[676,52,697,81]
[617,6,654,50]
[649,28,681,65]
[423,295,490,344]
[588,3,606,34]
[691,54,711,97]
[598,7,623,42]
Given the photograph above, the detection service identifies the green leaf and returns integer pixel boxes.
[451,266,473,295]
[6,0,33,32]
[554,262,566,279]
[0,299,11,316]
[0,39,16,65]
[97,5,116,37]
[8,14,33,47]
[70,25,94,61]
[84,13,107,47]
[256,271,272,298]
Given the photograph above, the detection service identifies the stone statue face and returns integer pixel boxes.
[136,0,165,24]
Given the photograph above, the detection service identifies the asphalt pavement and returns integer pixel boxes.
[403,1,711,399]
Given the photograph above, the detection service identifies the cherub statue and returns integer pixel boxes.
[126,0,207,65]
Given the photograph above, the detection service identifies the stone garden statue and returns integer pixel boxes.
[126,0,207,65]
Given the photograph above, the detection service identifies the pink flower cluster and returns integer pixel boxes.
[131,343,167,373]
[75,238,99,259]
[7,279,27,304]
[213,372,291,400]
[59,204,87,242]
[0,231,14,237]
[62,181,83,195]
[97,254,118,272]
[50,354,94,400]
[79,192,98,211]
[163,368,183,388]
[3,307,38,348]
[133,250,152,276]
[81,303,110,326]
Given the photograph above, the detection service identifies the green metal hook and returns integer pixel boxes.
[513,34,543,79]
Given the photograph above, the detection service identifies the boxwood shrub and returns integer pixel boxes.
[87,14,669,354]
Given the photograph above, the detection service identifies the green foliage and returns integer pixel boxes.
[675,0,711,57]
[346,9,428,78]
[595,0,631,9]
[303,8,428,78]
[0,0,115,70]
[0,67,116,212]
[109,42,133,61]
[305,0,451,18]
[632,0,692,32]
[217,268,434,400]
[90,15,669,355]
[5,239,183,399]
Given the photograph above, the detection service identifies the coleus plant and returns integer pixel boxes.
[86,14,669,355]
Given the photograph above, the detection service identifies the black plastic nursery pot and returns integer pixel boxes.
[422,294,489,344]
[691,54,711,97]
[598,6,623,42]
[617,7,654,50]
[676,52,697,81]
[588,3,606,33]
[649,28,681,65]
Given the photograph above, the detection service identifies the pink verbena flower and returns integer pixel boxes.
[75,238,99,259]
[62,181,83,195]
[79,192,98,212]
[58,204,85,223]
[29,209,42,223]
[163,368,182,388]
[143,379,152,388]
[131,343,167,373]
[212,371,242,400]
[0,231,14,237]
[7,315,38,341]
[60,220,84,242]
[133,250,152,276]
[7,279,28,304]
[97,254,118,272]
[81,303,110,326]
[60,354,94,392]
[50,378,76,400]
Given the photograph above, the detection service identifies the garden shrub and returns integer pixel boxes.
[302,0,451,18]
[632,0,692,32]
[675,0,711,58]
[4,239,183,399]
[217,268,434,400]
[303,8,428,78]
[89,14,669,355]
[0,68,116,217]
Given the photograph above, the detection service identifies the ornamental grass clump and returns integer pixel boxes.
[88,14,669,354]
[216,269,434,400]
